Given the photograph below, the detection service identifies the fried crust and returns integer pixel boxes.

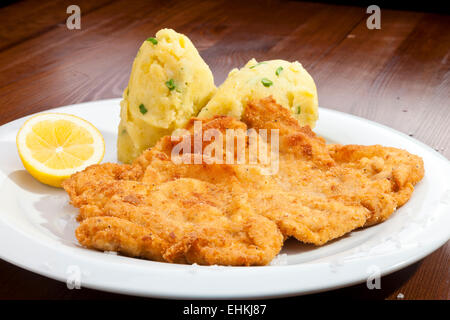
[63,96,424,263]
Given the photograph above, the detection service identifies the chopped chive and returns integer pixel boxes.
[275,66,283,76]
[121,129,127,134]
[146,37,158,45]
[249,62,267,69]
[165,79,176,91]
[139,103,148,115]
[261,78,273,87]
[296,105,301,114]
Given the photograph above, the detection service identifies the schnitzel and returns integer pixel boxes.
[243,98,424,235]
[64,97,424,264]
[63,97,424,265]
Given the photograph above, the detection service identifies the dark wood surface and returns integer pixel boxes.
[0,0,448,300]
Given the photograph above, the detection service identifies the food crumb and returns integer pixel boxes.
[187,263,200,275]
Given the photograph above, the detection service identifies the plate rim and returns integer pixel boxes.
[0,98,449,299]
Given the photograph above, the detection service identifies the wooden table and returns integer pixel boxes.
[0,0,448,300]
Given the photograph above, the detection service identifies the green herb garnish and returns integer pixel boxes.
[275,66,283,76]
[165,79,176,91]
[249,62,267,69]
[139,103,148,114]
[296,105,301,114]
[261,78,273,87]
[146,37,158,45]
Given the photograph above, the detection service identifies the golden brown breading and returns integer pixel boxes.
[327,144,424,225]
[64,167,283,265]
[244,98,423,232]
[63,96,424,264]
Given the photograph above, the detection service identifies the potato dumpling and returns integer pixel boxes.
[118,28,216,163]
[198,59,318,128]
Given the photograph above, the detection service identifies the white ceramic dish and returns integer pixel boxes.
[0,98,448,299]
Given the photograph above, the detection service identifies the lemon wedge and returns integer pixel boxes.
[16,113,105,187]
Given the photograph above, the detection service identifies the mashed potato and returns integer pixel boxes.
[118,28,216,163]
[198,59,318,127]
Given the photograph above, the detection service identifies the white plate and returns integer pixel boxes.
[0,98,449,299]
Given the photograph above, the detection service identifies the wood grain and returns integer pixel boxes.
[0,0,448,300]
[0,0,113,50]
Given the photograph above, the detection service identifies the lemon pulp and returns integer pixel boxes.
[16,113,105,187]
